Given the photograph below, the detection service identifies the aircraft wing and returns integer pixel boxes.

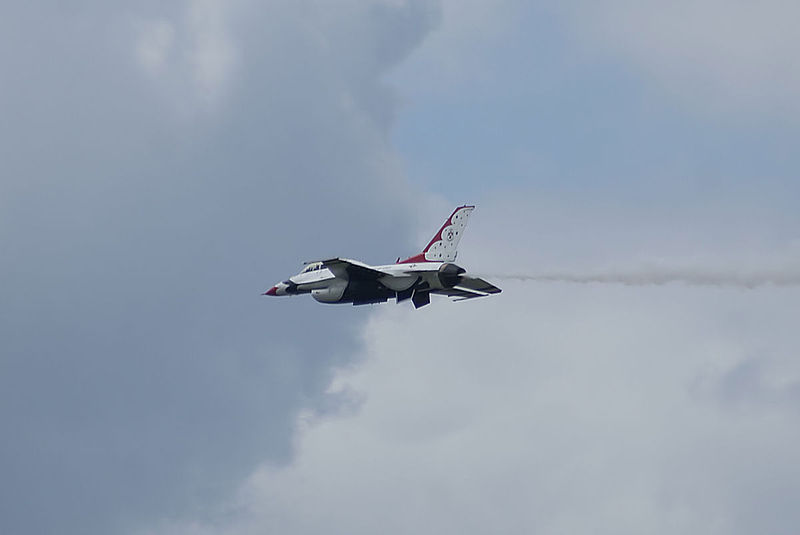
[320,258,390,280]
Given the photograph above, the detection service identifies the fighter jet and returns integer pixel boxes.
[262,205,501,309]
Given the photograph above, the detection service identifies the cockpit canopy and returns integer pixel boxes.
[300,261,324,274]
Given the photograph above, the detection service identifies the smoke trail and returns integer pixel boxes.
[482,267,800,289]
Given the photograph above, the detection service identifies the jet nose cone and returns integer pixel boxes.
[263,281,292,296]
[263,286,279,296]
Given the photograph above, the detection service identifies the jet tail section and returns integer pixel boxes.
[399,205,475,263]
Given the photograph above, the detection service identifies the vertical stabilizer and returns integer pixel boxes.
[400,205,475,263]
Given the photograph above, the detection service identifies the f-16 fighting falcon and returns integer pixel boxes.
[263,205,501,308]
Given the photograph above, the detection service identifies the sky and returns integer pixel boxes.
[1,1,799,534]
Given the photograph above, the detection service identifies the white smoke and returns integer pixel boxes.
[483,266,800,289]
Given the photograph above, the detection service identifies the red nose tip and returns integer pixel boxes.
[263,286,278,296]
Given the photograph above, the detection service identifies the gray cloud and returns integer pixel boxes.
[6,2,800,534]
[150,199,800,535]
[557,0,800,118]
[0,2,439,533]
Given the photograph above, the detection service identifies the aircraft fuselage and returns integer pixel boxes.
[269,262,455,305]
[263,206,501,308]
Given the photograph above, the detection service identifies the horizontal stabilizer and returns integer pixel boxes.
[456,276,502,295]
[430,288,484,302]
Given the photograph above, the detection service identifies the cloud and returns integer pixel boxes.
[558,0,800,119]
[135,19,175,76]
[133,1,240,112]
[185,0,238,104]
[0,2,438,534]
[140,194,800,535]
[5,2,799,534]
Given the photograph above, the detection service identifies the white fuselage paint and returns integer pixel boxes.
[271,262,449,301]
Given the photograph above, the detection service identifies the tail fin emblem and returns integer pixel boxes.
[399,205,475,263]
